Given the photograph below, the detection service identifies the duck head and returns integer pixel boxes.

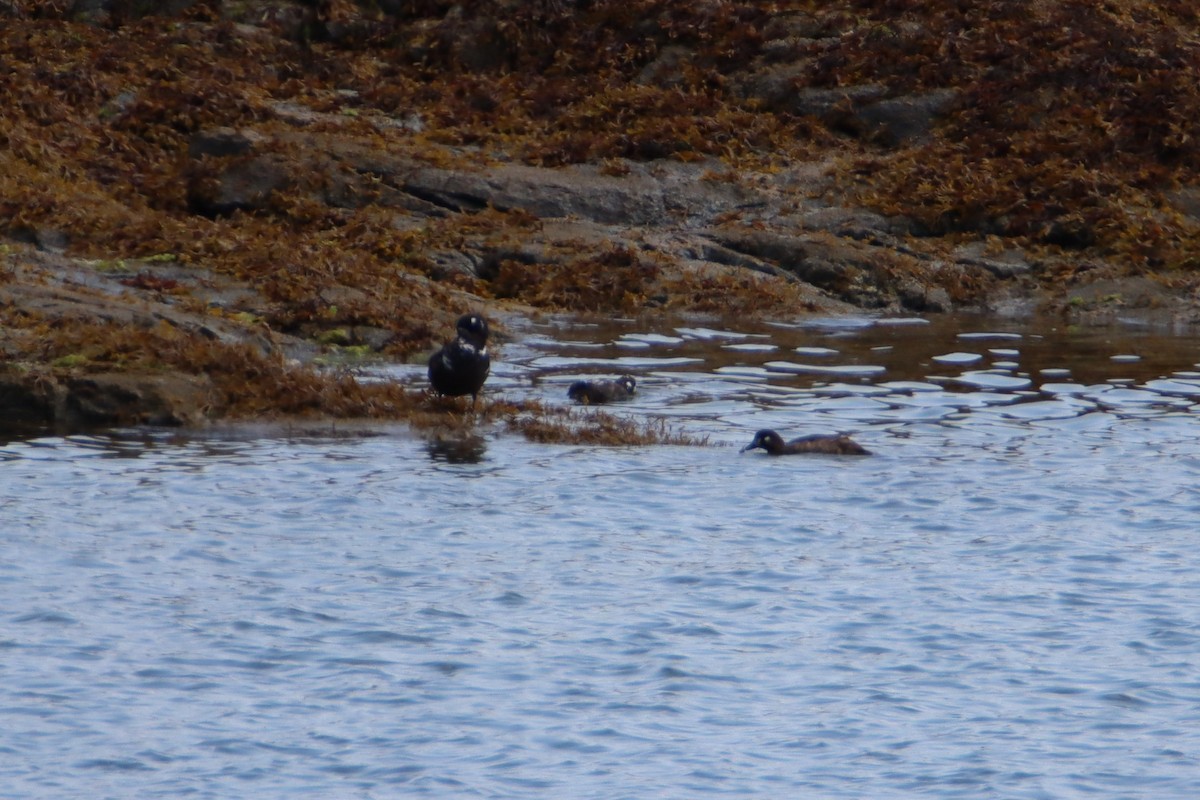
[455,313,489,350]
[741,429,783,454]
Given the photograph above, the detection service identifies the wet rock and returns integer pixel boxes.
[0,370,212,431]
[0,374,55,427]
[65,373,212,427]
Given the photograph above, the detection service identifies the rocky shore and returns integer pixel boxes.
[2,1,1199,437]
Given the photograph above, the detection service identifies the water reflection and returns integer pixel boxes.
[488,313,1200,449]
[6,315,1200,799]
[424,433,488,464]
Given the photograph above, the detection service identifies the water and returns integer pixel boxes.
[4,314,1200,799]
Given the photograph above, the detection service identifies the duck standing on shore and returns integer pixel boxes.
[428,313,490,406]
[567,375,637,405]
[741,429,871,456]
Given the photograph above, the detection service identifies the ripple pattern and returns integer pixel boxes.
[5,315,1200,798]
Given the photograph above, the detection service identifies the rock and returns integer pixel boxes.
[792,206,910,238]
[400,162,667,224]
[188,127,262,159]
[1167,186,1200,221]
[395,160,751,226]
[709,229,859,292]
[0,370,212,431]
[65,373,212,427]
[1063,276,1178,310]
[187,153,293,216]
[186,129,753,226]
[898,279,952,312]
[735,73,956,145]
[348,326,395,351]
[0,248,302,360]
[739,71,888,119]
[852,89,960,145]
[33,227,69,252]
[952,241,1035,279]
[424,249,481,280]
[687,241,793,279]
[0,373,55,428]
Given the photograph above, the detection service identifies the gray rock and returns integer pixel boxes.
[189,127,263,159]
[187,153,293,216]
[740,71,888,119]
[736,72,957,145]
[952,241,1035,278]
[709,229,866,294]
[1166,186,1200,221]
[793,206,910,237]
[898,279,952,313]
[396,161,751,227]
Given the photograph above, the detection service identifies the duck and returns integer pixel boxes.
[567,375,637,404]
[428,313,490,405]
[741,429,871,456]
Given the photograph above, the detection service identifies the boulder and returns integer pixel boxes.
[0,371,212,431]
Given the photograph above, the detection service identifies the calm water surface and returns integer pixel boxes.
[4,314,1200,799]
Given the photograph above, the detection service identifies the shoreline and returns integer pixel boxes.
[4,4,1200,437]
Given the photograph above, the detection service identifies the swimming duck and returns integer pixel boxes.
[567,375,637,404]
[741,429,871,456]
[428,313,490,405]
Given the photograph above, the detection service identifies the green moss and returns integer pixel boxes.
[316,328,352,346]
[51,354,89,368]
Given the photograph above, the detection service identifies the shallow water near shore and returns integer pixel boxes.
[5,313,1200,799]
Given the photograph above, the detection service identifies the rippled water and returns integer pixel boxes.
[5,314,1200,798]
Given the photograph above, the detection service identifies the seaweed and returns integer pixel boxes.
[4,0,1200,438]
